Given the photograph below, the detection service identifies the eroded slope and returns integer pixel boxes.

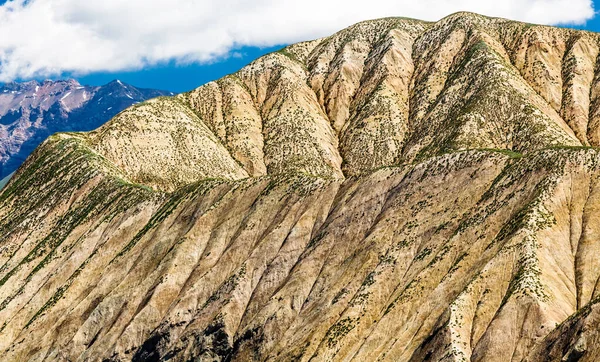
[2,12,600,362]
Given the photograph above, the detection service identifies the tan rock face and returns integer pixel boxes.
[2,12,600,362]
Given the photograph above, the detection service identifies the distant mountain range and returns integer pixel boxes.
[0,79,173,179]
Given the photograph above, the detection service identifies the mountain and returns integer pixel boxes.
[0,172,11,190]
[2,12,600,362]
[0,79,174,179]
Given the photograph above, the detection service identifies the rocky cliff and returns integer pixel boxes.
[1,12,600,361]
[0,79,173,179]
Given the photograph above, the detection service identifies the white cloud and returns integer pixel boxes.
[0,0,595,81]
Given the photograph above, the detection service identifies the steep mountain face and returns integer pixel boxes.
[0,79,173,179]
[3,12,600,362]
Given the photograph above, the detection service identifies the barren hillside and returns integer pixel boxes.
[1,12,600,361]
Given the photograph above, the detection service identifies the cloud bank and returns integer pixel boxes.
[0,0,595,81]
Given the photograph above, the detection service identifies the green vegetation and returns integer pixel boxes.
[325,317,356,348]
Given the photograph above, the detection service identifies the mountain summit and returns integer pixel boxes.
[1,13,600,361]
[0,79,173,179]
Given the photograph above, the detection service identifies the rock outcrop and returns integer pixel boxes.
[1,12,600,362]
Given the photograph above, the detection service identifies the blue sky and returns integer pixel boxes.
[568,1,600,32]
[75,46,283,93]
[0,0,599,93]
[82,5,600,94]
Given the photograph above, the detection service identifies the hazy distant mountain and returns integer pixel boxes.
[0,172,11,190]
[0,79,173,178]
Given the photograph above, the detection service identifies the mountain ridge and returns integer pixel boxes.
[0,78,174,179]
[1,12,600,362]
